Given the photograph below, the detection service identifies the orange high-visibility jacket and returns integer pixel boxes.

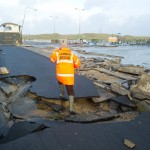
[50,47,80,85]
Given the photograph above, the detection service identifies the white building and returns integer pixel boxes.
[0,23,22,44]
[0,23,21,33]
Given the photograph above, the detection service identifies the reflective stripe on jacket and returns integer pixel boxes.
[50,47,80,85]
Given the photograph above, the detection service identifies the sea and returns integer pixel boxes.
[78,45,150,69]
[25,41,150,69]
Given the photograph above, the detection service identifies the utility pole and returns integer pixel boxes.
[75,8,84,45]
[21,7,37,36]
[20,7,37,43]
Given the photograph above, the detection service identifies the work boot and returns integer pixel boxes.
[69,95,75,113]
[59,84,65,99]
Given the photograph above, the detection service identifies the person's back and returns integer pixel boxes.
[50,43,80,113]
[55,46,75,85]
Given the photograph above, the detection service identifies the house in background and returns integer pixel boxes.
[0,22,22,45]
[108,36,118,44]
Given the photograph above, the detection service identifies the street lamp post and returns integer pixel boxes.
[75,8,84,43]
[20,7,37,44]
[21,7,37,35]
[50,16,57,43]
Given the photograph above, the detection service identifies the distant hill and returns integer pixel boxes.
[23,33,150,42]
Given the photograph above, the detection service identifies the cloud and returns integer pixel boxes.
[0,0,150,36]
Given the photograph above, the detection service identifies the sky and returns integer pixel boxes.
[0,0,150,36]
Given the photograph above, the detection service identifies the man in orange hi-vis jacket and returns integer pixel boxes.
[50,42,80,113]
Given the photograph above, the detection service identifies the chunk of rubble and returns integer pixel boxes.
[80,69,125,85]
[101,60,121,70]
[130,73,150,99]
[0,80,18,95]
[7,97,38,119]
[4,75,36,86]
[116,65,145,75]
[109,95,136,108]
[0,121,47,144]
[110,83,130,96]
[124,138,136,149]
[0,67,9,75]
[92,87,115,103]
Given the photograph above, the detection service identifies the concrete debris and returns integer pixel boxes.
[130,73,150,99]
[95,67,137,81]
[92,87,115,103]
[0,80,18,95]
[80,69,125,85]
[110,83,130,95]
[77,49,149,106]
[110,95,136,108]
[7,97,38,119]
[124,138,136,148]
[0,67,9,75]
[116,65,145,75]
[101,59,121,70]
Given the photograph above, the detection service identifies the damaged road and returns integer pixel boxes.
[0,45,150,149]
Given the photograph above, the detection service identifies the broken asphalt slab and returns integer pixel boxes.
[0,46,99,99]
[0,121,47,144]
[109,95,136,108]
[0,112,150,150]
